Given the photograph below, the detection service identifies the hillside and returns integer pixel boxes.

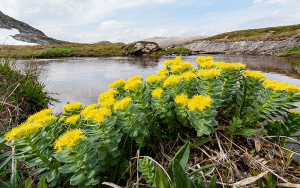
[0,11,68,45]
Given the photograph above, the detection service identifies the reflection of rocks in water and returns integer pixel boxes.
[129,57,159,68]
[209,55,300,79]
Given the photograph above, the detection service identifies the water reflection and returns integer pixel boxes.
[16,55,300,114]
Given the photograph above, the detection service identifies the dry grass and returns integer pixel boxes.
[184,24,300,45]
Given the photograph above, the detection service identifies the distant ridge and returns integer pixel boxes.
[0,11,68,45]
[142,35,208,48]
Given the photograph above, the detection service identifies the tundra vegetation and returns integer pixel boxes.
[0,43,191,58]
[1,56,300,188]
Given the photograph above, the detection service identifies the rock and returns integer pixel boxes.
[12,33,66,45]
[95,41,112,44]
[0,11,68,45]
[130,41,160,55]
[183,36,300,56]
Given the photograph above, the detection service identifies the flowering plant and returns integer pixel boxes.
[2,56,300,187]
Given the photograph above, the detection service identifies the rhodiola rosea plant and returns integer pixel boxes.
[1,56,300,187]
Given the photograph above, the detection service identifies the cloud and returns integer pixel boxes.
[159,18,174,25]
[253,0,263,3]
[98,20,128,30]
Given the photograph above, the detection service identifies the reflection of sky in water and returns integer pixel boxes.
[16,55,300,114]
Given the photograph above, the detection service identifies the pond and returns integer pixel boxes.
[16,54,300,115]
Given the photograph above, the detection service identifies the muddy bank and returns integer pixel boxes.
[184,35,300,56]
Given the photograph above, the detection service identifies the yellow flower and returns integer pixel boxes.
[99,97,116,107]
[164,60,174,66]
[27,109,53,123]
[124,80,142,91]
[85,108,111,123]
[128,75,142,83]
[216,62,245,71]
[243,70,266,80]
[114,97,132,110]
[180,71,196,81]
[163,75,181,87]
[289,110,300,114]
[175,94,189,106]
[98,89,118,104]
[5,116,55,141]
[146,75,158,83]
[171,62,193,73]
[196,56,213,63]
[109,79,126,89]
[198,61,217,69]
[268,120,283,124]
[59,116,66,122]
[264,80,300,93]
[197,69,221,79]
[81,104,98,119]
[157,68,168,76]
[188,95,212,111]
[35,115,56,126]
[54,129,86,152]
[157,75,167,81]
[63,102,82,113]
[152,88,164,98]
[174,56,182,64]
[65,115,80,125]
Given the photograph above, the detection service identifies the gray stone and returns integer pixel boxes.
[183,36,300,55]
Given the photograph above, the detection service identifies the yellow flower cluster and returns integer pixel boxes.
[114,97,132,110]
[268,120,283,124]
[65,115,80,125]
[157,68,168,76]
[63,102,82,113]
[85,108,111,123]
[171,62,193,73]
[180,71,196,81]
[187,95,211,111]
[289,110,300,114]
[54,129,86,152]
[163,56,182,66]
[163,75,181,87]
[146,75,158,83]
[81,104,98,119]
[216,62,245,71]
[109,79,126,89]
[243,70,266,80]
[5,109,55,141]
[98,89,118,105]
[198,61,217,69]
[152,88,164,98]
[27,109,52,122]
[125,80,142,91]
[197,69,221,79]
[264,80,300,93]
[128,75,142,83]
[175,94,189,106]
[196,56,213,63]
[59,116,66,122]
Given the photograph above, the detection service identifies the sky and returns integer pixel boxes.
[1,0,300,45]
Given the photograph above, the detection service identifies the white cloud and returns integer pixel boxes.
[98,20,127,30]
[159,18,174,25]
[253,0,263,3]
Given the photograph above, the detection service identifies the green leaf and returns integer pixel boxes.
[45,169,57,183]
[37,176,48,188]
[172,142,190,171]
[233,129,257,136]
[10,163,17,188]
[70,170,85,186]
[207,175,217,188]
[60,163,79,174]
[171,159,191,188]
[25,177,32,188]
[188,161,233,177]
[154,166,171,188]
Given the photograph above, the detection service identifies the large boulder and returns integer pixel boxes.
[130,41,160,55]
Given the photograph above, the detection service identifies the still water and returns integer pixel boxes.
[16,54,300,115]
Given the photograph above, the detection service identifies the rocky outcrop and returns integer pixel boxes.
[184,35,300,55]
[143,36,207,48]
[0,11,67,45]
[126,41,160,55]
